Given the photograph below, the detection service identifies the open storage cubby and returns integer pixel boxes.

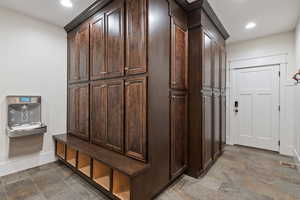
[93,160,111,191]
[113,170,131,200]
[56,141,65,159]
[78,152,91,177]
[66,146,77,167]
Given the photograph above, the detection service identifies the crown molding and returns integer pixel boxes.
[64,0,229,40]
[64,0,112,32]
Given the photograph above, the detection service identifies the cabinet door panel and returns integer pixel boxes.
[170,92,188,179]
[221,93,226,150]
[213,42,220,89]
[91,83,107,146]
[125,77,147,161]
[78,25,90,81]
[202,90,213,168]
[213,92,221,159]
[220,47,226,89]
[90,14,106,80]
[106,4,124,78]
[126,0,147,75]
[107,81,124,152]
[203,32,212,88]
[68,31,79,82]
[91,80,124,153]
[171,23,188,90]
[69,84,89,140]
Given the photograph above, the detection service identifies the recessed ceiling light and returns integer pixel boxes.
[60,0,73,8]
[245,22,256,29]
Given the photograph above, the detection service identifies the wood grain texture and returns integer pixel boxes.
[68,83,90,141]
[126,0,147,75]
[213,90,221,159]
[106,1,125,78]
[170,91,188,179]
[171,22,188,90]
[68,23,90,83]
[54,134,150,177]
[78,24,90,82]
[90,13,106,80]
[125,76,147,162]
[90,79,124,153]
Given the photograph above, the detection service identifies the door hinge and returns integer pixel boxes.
[278,140,281,147]
[278,71,281,77]
[278,105,281,111]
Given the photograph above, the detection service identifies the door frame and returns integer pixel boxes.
[228,54,292,155]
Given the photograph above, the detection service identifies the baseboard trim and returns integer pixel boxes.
[0,151,56,177]
[280,145,294,156]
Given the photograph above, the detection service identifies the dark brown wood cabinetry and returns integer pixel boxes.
[170,20,188,180]
[59,0,229,199]
[68,84,89,140]
[106,1,125,79]
[68,24,90,83]
[188,8,227,178]
[90,79,124,153]
[171,23,188,90]
[90,13,105,80]
[126,0,147,75]
[125,77,147,162]
[170,91,188,179]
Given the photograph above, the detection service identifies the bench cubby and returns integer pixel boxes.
[113,170,131,200]
[54,134,149,200]
[56,141,65,159]
[78,152,91,177]
[66,146,77,167]
[93,160,111,191]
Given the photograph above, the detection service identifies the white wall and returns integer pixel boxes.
[0,7,67,176]
[226,31,296,156]
[294,19,300,163]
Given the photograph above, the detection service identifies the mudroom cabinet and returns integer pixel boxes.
[55,0,229,199]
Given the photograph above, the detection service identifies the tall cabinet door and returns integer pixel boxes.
[220,47,227,150]
[213,91,221,159]
[68,31,79,82]
[170,91,188,179]
[212,43,221,159]
[105,2,125,78]
[202,31,213,168]
[77,24,90,82]
[221,93,226,150]
[202,90,213,168]
[91,80,124,153]
[171,23,188,90]
[203,32,213,88]
[90,13,106,80]
[69,84,89,140]
[125,77,147,161]
[126,0,147,75]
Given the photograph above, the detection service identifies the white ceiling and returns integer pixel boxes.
[0,0,97,27]
[0,0,299,43]
[208,0,300,43]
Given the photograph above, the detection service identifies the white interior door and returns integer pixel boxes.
[233,65,280,151]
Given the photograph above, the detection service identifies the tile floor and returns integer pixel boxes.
[0,145,299,200]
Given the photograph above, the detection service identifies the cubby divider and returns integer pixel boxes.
[113,170,131,200]
[78,152,91,177]
[66,146,77,167]
[93,160,111,191]
[56,141,65,159]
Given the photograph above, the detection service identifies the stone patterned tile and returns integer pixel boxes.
[5,178,42,200]
[1,146,300,200]
[0,186,8,200]
[1,170,30,185]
